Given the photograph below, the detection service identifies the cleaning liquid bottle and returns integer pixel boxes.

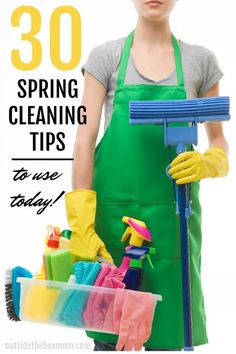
[119,216,152,276]
[45,225,61,251]
[59,229,72,249]
[35,225,61,280]
[122,247,156,291]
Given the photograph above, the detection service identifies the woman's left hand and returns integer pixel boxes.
[168,147,229,185]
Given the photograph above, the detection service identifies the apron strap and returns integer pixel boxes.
[116,32,134,88]
[172,35,185,87]
[116,31,185,88]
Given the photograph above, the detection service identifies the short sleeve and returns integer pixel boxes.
[81,42,114,89]
[198,48,224,97]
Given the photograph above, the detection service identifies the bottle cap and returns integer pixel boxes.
[47,239,59,248]
[46,225,61,248]
[61,229,72,240]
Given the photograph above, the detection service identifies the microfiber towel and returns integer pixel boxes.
[58,262,101,327]
[50,287,74,323]
[50,263,86,322]
[83,262,101,285]
[83,265,125,330]
[94,263,111,286]
[92,273,125,331]
[103,266,124,286]
[83,263,111,326]
[73,262,86,283]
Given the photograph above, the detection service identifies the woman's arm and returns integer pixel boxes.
[168,81,229,184]
[72,72,107,190]
[202,82,229,155]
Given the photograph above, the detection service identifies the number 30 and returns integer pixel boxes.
[11,6,81,71]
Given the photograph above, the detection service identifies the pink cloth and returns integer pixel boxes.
[83,264,125,330]
[94,263,111,286]
[103,266,124,285]
[94,275,125,331]
[83,263,111,327]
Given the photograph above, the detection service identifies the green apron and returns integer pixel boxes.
[87,32,208,349]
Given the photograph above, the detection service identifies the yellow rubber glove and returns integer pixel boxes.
[168,147,229,185]
[65,190,113,263]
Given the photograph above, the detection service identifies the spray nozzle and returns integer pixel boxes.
[45,225,61,248]
[123,246,156,269]
[121,216,152,247]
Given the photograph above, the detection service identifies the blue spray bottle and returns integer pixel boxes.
[123,247,156,290]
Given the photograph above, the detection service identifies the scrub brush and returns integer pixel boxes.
[5,267,33,321]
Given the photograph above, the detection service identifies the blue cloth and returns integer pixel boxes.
[73,262,85,283]
[50,289,73,323]
[83,262,101,285]
[58,262,102,327]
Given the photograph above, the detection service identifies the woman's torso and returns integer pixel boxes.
[82,37,223,132]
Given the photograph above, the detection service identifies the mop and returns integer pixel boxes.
[129,96,230,351]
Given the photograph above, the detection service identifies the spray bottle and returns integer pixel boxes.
[35,225,61,280]
[119,216,152,276]
[122,247,156,290]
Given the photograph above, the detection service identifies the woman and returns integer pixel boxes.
[65,0,229,350]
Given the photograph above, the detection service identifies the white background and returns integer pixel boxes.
[0,0,235,353]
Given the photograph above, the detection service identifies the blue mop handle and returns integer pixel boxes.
[178,183,193,351]
[175,144,194,351]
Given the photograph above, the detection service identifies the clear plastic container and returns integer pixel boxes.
[18,277,162,334]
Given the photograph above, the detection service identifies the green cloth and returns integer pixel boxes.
[86,32,208,349]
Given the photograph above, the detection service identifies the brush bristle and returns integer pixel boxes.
[5,269,21,322]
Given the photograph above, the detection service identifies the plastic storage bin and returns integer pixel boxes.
[18,277,162,334]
